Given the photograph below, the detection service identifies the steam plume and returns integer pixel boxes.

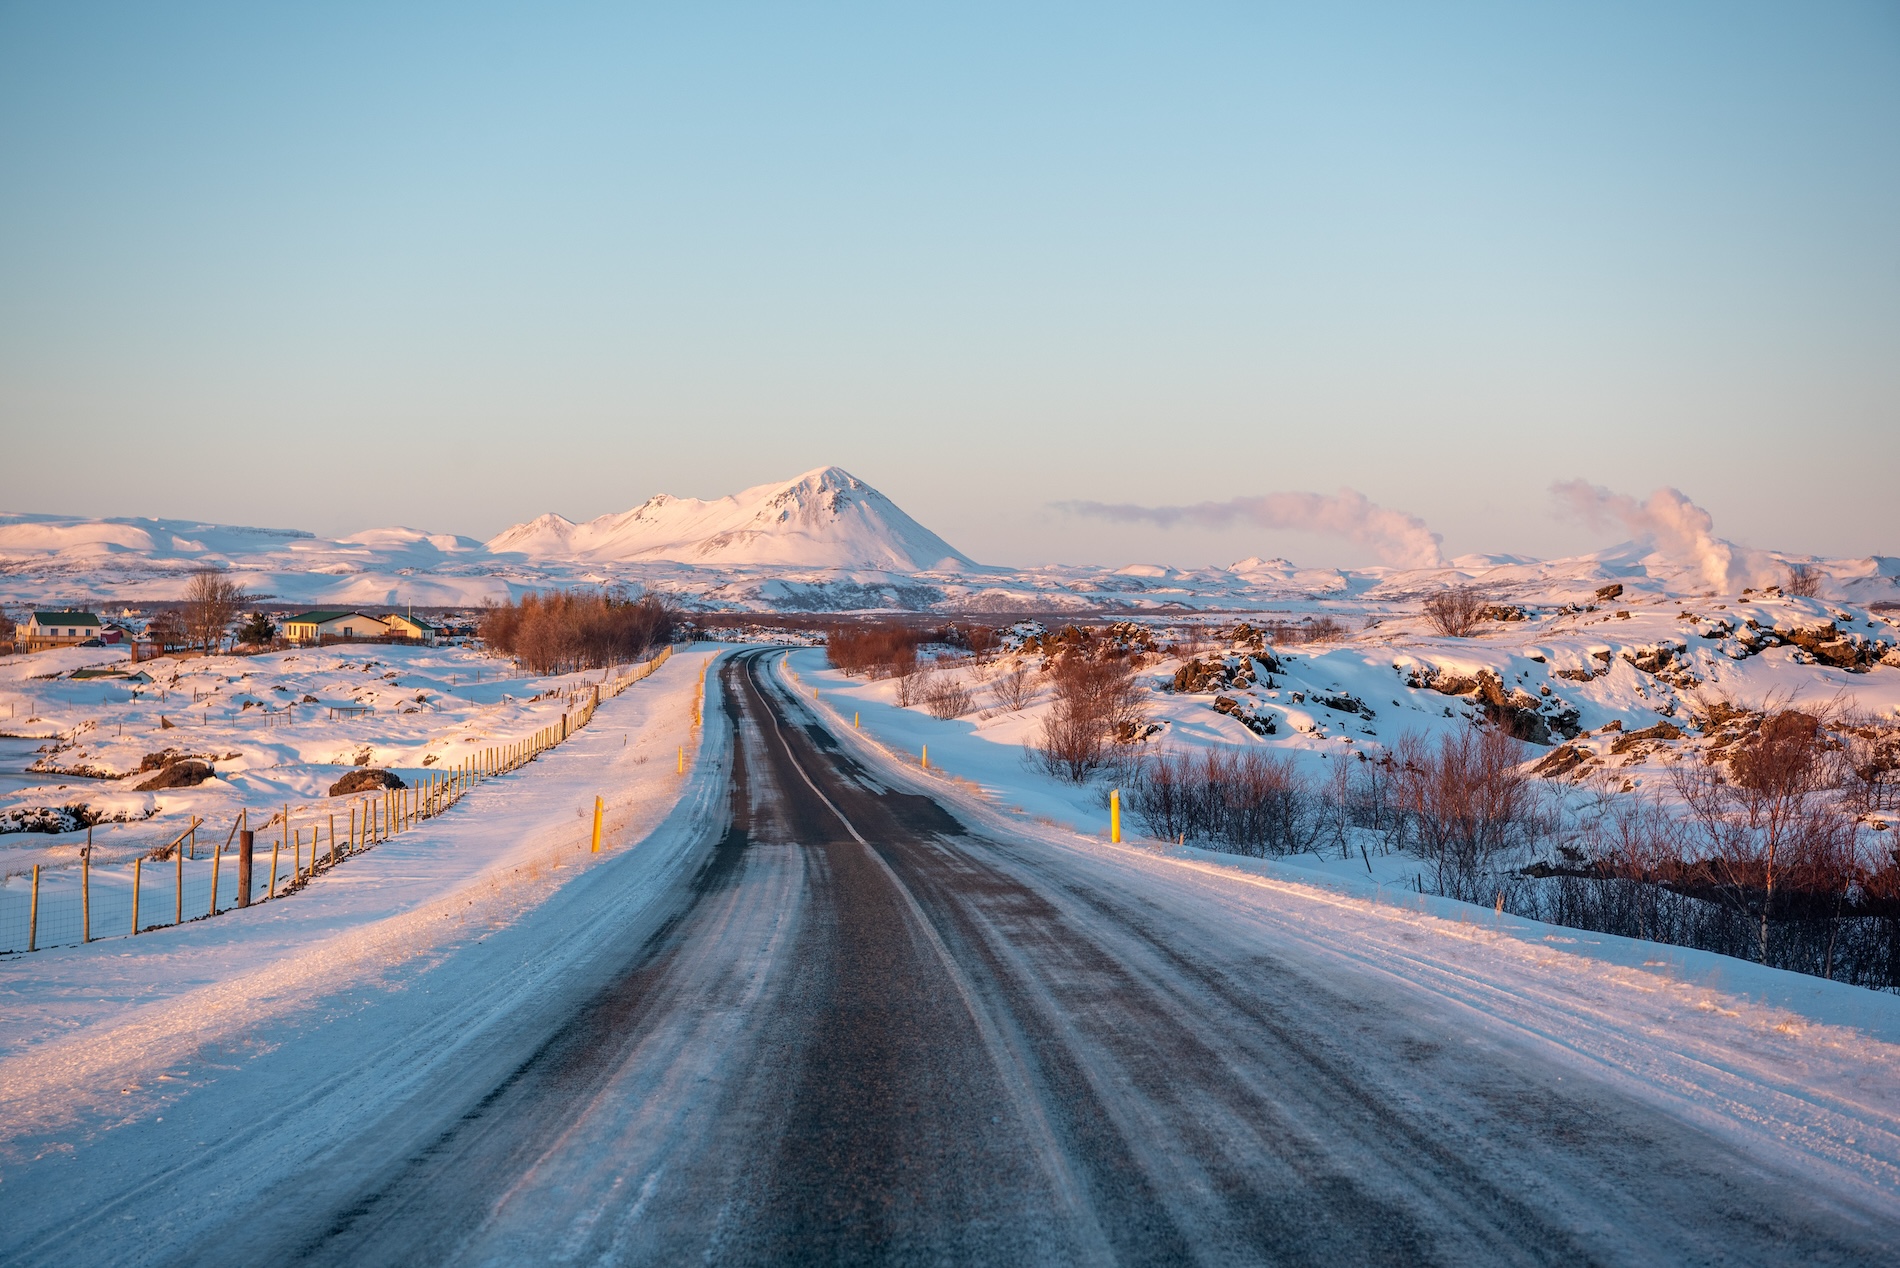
[1550,481,1757,591]
[1058,488,1445,569]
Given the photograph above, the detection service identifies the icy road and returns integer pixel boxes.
[5,649,1897,1265]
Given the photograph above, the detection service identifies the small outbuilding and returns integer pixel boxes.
[381,613,440,645]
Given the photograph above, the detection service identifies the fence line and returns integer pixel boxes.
[0,644,677,956]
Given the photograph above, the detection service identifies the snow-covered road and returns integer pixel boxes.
[3,648,1897,1263]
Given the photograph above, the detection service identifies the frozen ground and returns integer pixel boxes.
[0,641,657,882]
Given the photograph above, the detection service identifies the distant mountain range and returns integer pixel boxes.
[1,468,1894,613]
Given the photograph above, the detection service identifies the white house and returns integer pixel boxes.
[18,610,102,652]
[283,610,390,644]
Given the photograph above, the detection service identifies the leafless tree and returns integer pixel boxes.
[1673,708,1860,963]
[1033,655,1147,781]
[1785,564,1823,597]
[1392,727,1545,899]
[480,590,676,674]
[182,569,250,654]
[1422,586,1486,638]
[147,608,188,651]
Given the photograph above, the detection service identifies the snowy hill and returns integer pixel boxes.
[486,467,976,571]
[1,477,1894,614]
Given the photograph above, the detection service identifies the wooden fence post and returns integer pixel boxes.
[82,843,91,943]
[132,857,144,934]
[330,813,337,865]
[28,864,39,952]
[236,829,254,908]
[176,834,184,926]
[269,833,281,898]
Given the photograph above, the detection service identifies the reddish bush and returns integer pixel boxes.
[825,622,921,679]
[480,591,675,675]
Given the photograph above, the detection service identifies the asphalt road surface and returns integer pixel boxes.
[180,650,1893,1265]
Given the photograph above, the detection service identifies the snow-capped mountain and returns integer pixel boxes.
[486,467,976,571]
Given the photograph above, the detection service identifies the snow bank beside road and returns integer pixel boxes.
[0,648,724,1154]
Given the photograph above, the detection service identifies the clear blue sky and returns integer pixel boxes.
[2,2,1894,568]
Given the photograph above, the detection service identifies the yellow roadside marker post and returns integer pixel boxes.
[922,745,928,770]
[1110,788,1122,843]
[677,745,684,775]
[591,795,603,853]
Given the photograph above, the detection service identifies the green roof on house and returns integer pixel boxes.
[285,610,377,625]
[33,611,100,626]
[384,613,438,629]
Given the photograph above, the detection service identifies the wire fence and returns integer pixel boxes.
[0,645,674,956]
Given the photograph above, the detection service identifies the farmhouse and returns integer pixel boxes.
[283,611,390,644]
[381,613,440,645]
[17,610,102,652]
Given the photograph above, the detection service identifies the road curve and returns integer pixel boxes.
[182,649,1894,1265]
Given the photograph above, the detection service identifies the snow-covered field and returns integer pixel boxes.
[0,641,651,862]
[0,645,717,1146]
[0,641,684,956]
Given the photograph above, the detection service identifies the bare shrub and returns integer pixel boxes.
[1842,716,1900,813]
[895,662,924,708]
[826,622,920,678]
[1129,748,1321,856]
[1673,707,1861,963]
[991,661,1037,711]
[1421,586,1486,638]
[922,666,975,719]
[1033,656,1147,782]
[480,590,676,675]
[182,569,251,653]
[1259,617,1344,645]
[1785,564,1823,597]
[1393,727,1544,900]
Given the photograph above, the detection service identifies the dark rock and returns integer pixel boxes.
[1316,692,1375,719]
[135,760,215,791]
[1595,583,1624,601]
[1172,656,1255,694]
[1531,745,1589,778]
[330,768,407,796]
[137,748,213,774]
[1610,722,1683,754]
